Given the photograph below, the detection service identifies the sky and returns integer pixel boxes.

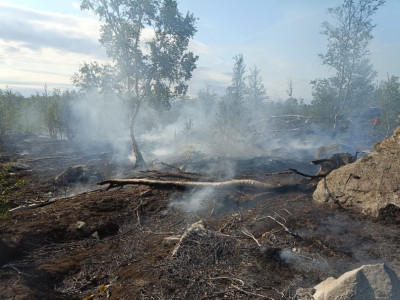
[0,0,399,101]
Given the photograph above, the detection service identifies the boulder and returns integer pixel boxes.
[297,263,400,300]
[313,126,400,218]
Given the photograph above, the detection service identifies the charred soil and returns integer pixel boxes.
[0,135,399,299]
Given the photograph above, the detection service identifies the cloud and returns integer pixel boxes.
[0,2,103,56]
[187,67,231,96]
[0,2,108,94]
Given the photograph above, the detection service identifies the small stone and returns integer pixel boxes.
[92,231,100,240]
[76,221,86,229]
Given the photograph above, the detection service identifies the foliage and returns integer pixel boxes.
[44,89,79,140]
[0,89,24,134]
[0,163,25,219]
[310,78,339,125]
[281,79,308,116]
[246,65,268,117]
[0,87,79,140]
[76,0,198,167]
[313,0,384,127]
[376,75,400,134]
[214,54,250,147]
[196,83,218,115]
[182,118,193,143]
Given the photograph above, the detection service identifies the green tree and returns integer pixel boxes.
[310,79,337,124]
[43,89,78,140]
[0,89,24,134]
[196,83,218,115]
[44,98,60,139]
[246,65,267,109]
[227,54,246,107]
[313,0,384,127]
[214,54,249,147]
[75,0,198,168]
[376,75,400,134]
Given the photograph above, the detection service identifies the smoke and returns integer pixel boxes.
[59,80,384,215]
[66,85,376,171]
[169,187,214,213]
[69,92,132,164]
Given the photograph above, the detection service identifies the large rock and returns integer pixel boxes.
[313,126,400,218]
[297,263,400,300]
[54,165,99,186]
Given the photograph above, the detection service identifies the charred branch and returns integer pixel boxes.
[265,168,326,179]
[312,152,357,176]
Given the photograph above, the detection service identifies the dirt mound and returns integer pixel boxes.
[313,126,400,218]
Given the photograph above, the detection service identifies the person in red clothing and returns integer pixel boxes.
[373,116,380,129]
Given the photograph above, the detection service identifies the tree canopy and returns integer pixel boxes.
[312,0,384,127]
[75,0,198,167]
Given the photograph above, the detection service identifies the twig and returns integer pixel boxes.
[9,199,58,211]
[270,286,288,299]
[2,264,33,277]
[272,211,287,223]
[171,220,205,256]
[160,162,184,172]
[282,208,292,216]
[134,199,143,227]
[219,213,239,232]
[241,228,261,247]
[267,216,300,238]
[231,284,274,299]
[207,276,245,286]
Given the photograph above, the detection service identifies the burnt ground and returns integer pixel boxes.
[0,134,399,300]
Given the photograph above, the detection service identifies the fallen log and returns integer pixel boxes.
[98,178,277,191]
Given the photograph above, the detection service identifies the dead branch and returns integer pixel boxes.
[24,155,70,162]
[9,199,58,212]
[207,276,245,286]
[241,228,261,247]
[231,285,274,299]
[219,213,240,232]
[267,216,300,238]
[25,152,110,163]
[160,162,184,172]
[134,199,144,227]
[2,264,34,277]
[139,169,213,181]
[265,168,325,179]
[98,178,276,191]
[171,220,206,256]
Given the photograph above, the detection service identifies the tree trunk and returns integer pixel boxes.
[129,103,146,169]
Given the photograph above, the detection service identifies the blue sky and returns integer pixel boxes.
[0,0,399,100]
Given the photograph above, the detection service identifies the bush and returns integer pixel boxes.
[376,76,400,135]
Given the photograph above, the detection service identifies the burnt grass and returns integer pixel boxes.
[0,134,399,300]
